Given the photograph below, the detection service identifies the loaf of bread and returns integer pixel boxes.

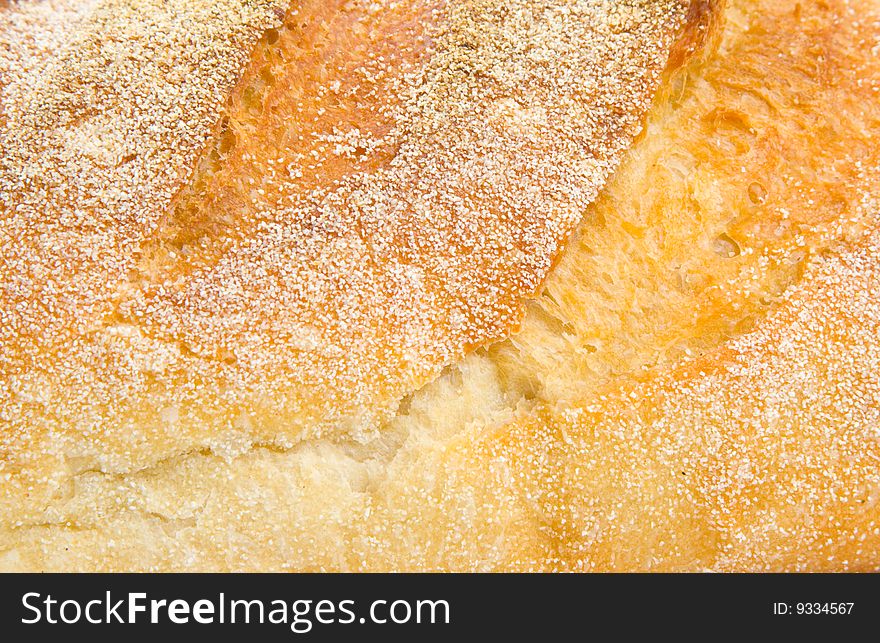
[1,0,878,571]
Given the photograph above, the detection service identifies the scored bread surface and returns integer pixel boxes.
[0,0,697,511]
[3,0,880,571]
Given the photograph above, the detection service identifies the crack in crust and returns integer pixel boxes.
[0,0,700,509]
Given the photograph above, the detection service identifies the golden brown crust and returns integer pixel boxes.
[0,0,287,512]
[4,0,880,572]
[0,0,696,519]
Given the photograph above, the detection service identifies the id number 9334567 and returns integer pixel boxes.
[772,602,854,615]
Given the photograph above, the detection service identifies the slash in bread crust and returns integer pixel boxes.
[0,0,700,527]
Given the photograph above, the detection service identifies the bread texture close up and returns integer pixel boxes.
[2,0,880,571]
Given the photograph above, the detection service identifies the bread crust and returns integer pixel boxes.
[0,0,697,526]
[3,0,880,572]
